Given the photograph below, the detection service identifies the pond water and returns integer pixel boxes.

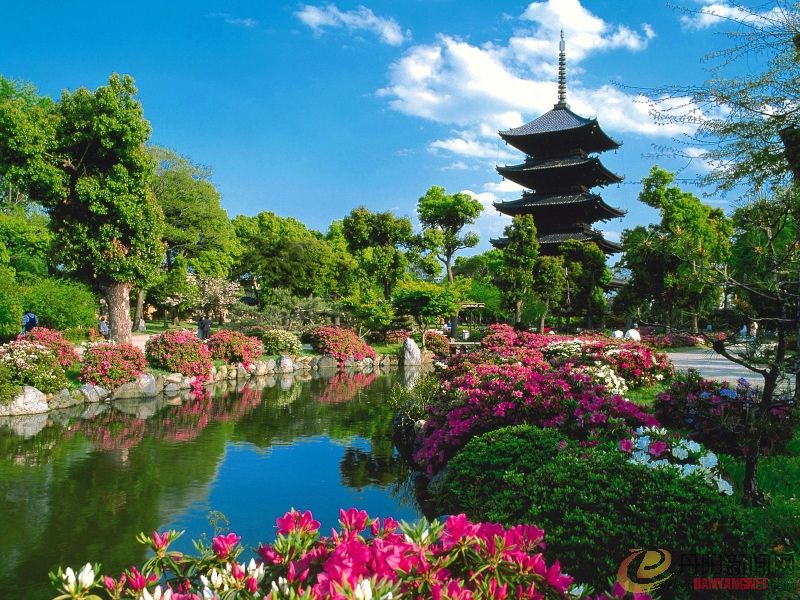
[0,370,424,599]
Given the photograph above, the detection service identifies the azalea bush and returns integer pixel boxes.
[0,339,67,393]
[260,328,301,356]
[145,330,212,380]
[655,369,798,456]
[414,350,658,475]
[79,343,147,390]
[19,327,80,368]
[49,508,649,600]
[309,326,376,362]
[385,329,410,344]
[618,426,733,495]
[435,426,763,593]
[641,332,704,348]
[208,329,264,367]
[423,330,450,356]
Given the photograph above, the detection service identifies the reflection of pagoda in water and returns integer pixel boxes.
[491,32,624,255]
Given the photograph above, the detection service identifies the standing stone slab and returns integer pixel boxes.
[0,386,49,416]
[402,337,422,366]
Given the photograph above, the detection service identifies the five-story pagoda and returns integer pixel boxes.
[491,32,624,255]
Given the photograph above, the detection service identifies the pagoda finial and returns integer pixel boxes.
[556,30,569,109]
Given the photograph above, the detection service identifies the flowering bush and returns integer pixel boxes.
[423,330,450,356]
[19,327,80,368]
[618,426,733,495]
[0,339,67,393]
[414,349,658,475]
[260,328,302,356]
[385,329,410,344]
[577,362,628,396]
[436,426,762,593]
[145,329,212,380]
[79,343,147,390]
[641,332,704,348]
[50,508,650,600]
[655,369,798,456]
[208,329,264,367]
[0,361,21,403]
[309,326,376,362]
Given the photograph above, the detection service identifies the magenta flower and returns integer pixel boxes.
[151,531,169,551]
[649,440,669,457]
[211,532,241,559]
[619,438,634,453]
[338,507,369,532]
[276,509,320,535]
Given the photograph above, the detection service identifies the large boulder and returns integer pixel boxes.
[0,386,49,416]
[112,374,158,399]
[317,355,338,370]
[277,355,294,373]
[49,388,81,410]
[624,328,641,342]
[402,337,422,366]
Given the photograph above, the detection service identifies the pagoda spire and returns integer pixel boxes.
[555,30,569,109]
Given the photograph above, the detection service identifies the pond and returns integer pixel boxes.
[0,370,425,599]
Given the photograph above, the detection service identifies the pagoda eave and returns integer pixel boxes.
[493,193,625,219]
[496,159,622,190]
[500,122,620,157]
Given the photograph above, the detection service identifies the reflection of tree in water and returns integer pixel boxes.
[318,372,376,404]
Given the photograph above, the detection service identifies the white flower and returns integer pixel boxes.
[141,586,172,600]
[636,435,651,451]
[77,563,95,590]
[683,464,699,476]
[671,446,689,460]
[632,450,651,463]
[699,452,718,469]
[715,477,734,495]
[354,579,373,600]
[62,567,78,594]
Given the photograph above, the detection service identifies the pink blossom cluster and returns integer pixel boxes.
[79,343,147,389]
[207,329,264,368]
[18,327,79,368]
[415,351,658,475]
[145,329,212,380]
[309,326,376,362]
[385,329,411,344]
[641,332,703,349]
[424,330,450,356]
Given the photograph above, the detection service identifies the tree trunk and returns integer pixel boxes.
[514,300,522,325]
[540,299,549,333]
[102,282,133,345]
[692,312,699,334]
[446,256,454,284]
[134,289,145,326]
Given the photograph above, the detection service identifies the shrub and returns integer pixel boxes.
[423,330,450,356]
[0,266,22,341]
[655,369,798,456]
[0,339,67,393]
[642,332,704,348]
[385,329,410,344]
[260,328,301,356]
[0,361,22,404]
[79,343,147,389]
[19,327,79,368]
[436,429,763,593]
[145,329,212,379]
[49,509,615,600]
[19,277,97,330]
[309,326,376,361]
[208,329,264,366]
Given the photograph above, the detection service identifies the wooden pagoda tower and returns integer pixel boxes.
[491,32,624,255]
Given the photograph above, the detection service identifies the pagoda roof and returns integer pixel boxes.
[499,107,620,157]
[493,191,625,219]
[496,156,622,190]
[490,226,622,255]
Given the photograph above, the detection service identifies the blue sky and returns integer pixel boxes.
[0,1,762,256]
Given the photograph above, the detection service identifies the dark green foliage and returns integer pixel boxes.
[0,362,22,404]
[0,266,22,341]
[436,427,763,593]
[389,373,441,461]
[20,277,97,330]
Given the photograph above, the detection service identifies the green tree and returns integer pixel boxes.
[559,240,612,330]
[498,215,539,325]
[532,255,566,333]
[620,167,731,332]
[392,280,461,346]
[0,211,51,277]
[416,185,483,283]
[342,207,413,300]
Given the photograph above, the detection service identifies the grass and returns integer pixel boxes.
[371,343,402,357]
[624,381,668,407]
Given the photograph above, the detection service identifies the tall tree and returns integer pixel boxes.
[498,215,539,325]
[559,240,612,330]
[416,185,483,283]
[532,255,566,333]
[393,280,461,346]
[0,74,164,343]
[342,207,413,300]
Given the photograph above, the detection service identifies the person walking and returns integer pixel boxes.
[99,316,110,340]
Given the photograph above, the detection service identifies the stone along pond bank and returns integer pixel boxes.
[0,351,413,417]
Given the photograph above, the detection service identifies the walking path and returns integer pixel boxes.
[666,347,764,386]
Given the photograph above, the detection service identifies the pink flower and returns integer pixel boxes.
[151,531,169,551]
[211,532,241,559]
[338,508,369,533]
[276,509,321,535]
[649,440,668,457]
[619,438,634,453]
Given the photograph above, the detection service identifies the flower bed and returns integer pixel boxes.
[51,508,647,599]
[309,326,376,362]
[0,339,67,394]
[641,332,704,348]
[655,369,798,456]
[260,328,301,356]
[423,330,450,356]
[145,329,212,380]
[19,327,79,368]
[79,343,147,390]
[208,329,264,367]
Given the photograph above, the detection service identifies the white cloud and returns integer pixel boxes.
[483,179,526,195]
[429,134,518,162]
[296,4,409,46]
[209,13,257,28]
[679,2,783,30]
[461,190,512,237]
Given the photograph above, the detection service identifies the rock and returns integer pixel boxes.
[113,396,162,419]
[2,413,49,438]
[318,355,338,370]
[612,330,624,339]
[164,382,180,395]
[165,373,183,385]
[402,337,422,366]
[49,388,80,410]
[379,355,392,367]
[255,361,268,376]
[76,384,101,403]
[209,365,217,379]
[81,402,108,419]
[112,374,158,399]
[246,362,257,375]
[95,386,110,400]
[295,371,312,381]
[264,376,277,388]
[265,358,276,372]
[363,357,374,367]
[227,368,237,380]
[180,376,194,389]
[0,386,49,416]
[215,365,227,381]
[278,355,294,373]
[624,329,641,342]
[237,364,249,379]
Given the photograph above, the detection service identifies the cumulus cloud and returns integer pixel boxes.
[296,3,409,45]
[679,1,783,30]
[209,13,257,28]
[461,189,512,238]
[429,134,518,162]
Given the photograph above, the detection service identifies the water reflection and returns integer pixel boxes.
[0,368,422,599]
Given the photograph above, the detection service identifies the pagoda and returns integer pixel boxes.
[491,32,624,255]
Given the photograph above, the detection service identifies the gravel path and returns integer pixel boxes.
[665,347,764,386]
